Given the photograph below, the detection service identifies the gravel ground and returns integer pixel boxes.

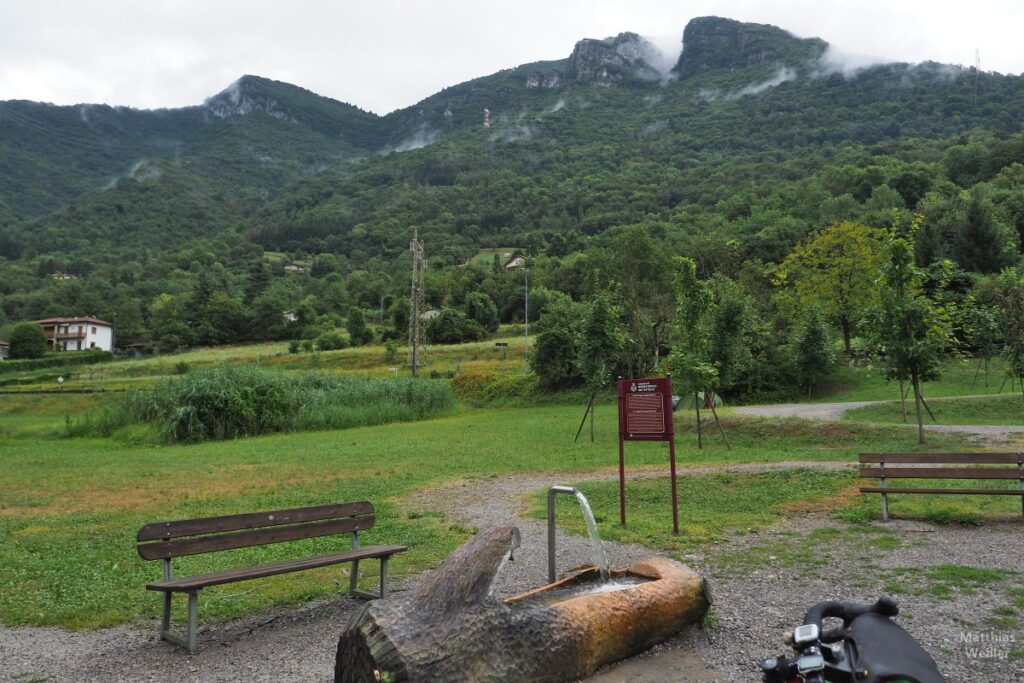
[2,461,1021,682]
[733,401,877,420]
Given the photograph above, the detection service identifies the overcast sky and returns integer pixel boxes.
[2,0,1023,115]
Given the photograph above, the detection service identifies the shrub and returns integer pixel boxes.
[427,309,485,344]
[464,292,499,334]
[316,330,348,351]
[450,370,537,403]
[0,348,112,374]
[288,340,300,354]
[8,323,48,359]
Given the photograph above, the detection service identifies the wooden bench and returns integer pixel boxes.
[136,501,406,653]
[859,452,1024,522]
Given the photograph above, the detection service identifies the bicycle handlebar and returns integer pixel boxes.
[802,595,898,634]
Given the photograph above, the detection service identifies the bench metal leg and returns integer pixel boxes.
[350,557,391,600]
[349,559,360,596]
[186,591,198,654]
[159,590,201,654]
[161,591,172,634]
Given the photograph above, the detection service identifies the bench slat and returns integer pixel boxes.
[145,545,407,591]
[859,467,1021,480]
[138,516,375,560]
[137,501,374,541]
[860,487,1024,496]
[858,453,1021,464]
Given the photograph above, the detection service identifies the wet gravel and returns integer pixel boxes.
[2,462,1021,682]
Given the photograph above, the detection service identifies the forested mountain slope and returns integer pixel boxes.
[2,15,1024,350]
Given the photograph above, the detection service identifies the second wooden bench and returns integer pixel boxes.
[858,452,1024,522]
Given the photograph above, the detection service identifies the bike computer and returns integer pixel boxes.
[796,652,825,675]
[793,624,819,645]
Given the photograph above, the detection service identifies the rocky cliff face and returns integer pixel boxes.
[675,16,827,77]
[568,32,664,85]
[203,76,296,121]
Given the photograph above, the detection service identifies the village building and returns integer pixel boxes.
[0,341,9,360]
[503,253,526,271]
[33,316,115,352]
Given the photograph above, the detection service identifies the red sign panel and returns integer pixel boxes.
[617,377,674,441]
[616,375,679,534]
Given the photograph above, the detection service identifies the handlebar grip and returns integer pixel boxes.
[802,595,899,631]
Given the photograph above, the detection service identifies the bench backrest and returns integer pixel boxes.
[858,452,1024,481]
[137,501,375,561]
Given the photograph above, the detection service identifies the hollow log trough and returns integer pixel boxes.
[335,524,711,683]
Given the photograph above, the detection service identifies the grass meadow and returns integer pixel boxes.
[0,341,1020,632]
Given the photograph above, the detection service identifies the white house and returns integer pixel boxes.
[503,254,526,271]
[33,317,114,352]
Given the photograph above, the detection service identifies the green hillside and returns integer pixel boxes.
[1,15,1024,397]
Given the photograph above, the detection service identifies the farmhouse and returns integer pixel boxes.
[33,316,114,352]
[503,253,526,271]
[0,341,8,360]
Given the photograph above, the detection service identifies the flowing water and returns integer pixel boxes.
[509,575,649,609]
[573,490,611,582]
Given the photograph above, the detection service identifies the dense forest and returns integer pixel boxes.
[3,16,1024,400]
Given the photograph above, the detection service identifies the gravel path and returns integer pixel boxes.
[734,399,1024,444]
[733,401,877,420]
[3,460,1021,682]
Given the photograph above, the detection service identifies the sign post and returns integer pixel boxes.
[616,376,679,535]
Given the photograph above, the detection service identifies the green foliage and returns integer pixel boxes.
[91,364,455,442]
[7,323,48,359]
[774,221,885,353]
[531,293,585,389]
[576,294,624,388]
[863,219,955,440]
[4,19,1024,378]
[667,257,718,396]
[426,308,485,344]
[793,311,836,395]
[346,307,373,346]
[316,329,348,351]
[464,292,499,334]
[0,348,111,374]
[992,265,1024,396]
[449,370,537,403]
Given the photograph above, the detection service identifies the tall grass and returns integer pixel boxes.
[69,365,455,442]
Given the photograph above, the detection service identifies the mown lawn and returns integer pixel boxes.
[807,358,1011,403]
[0,395,977,629]
[844,394,1024,426]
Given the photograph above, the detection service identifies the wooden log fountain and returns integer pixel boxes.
[335,525,710,683]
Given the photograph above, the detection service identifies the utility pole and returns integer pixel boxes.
[523,255,530,373]
[409,230,427,377]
